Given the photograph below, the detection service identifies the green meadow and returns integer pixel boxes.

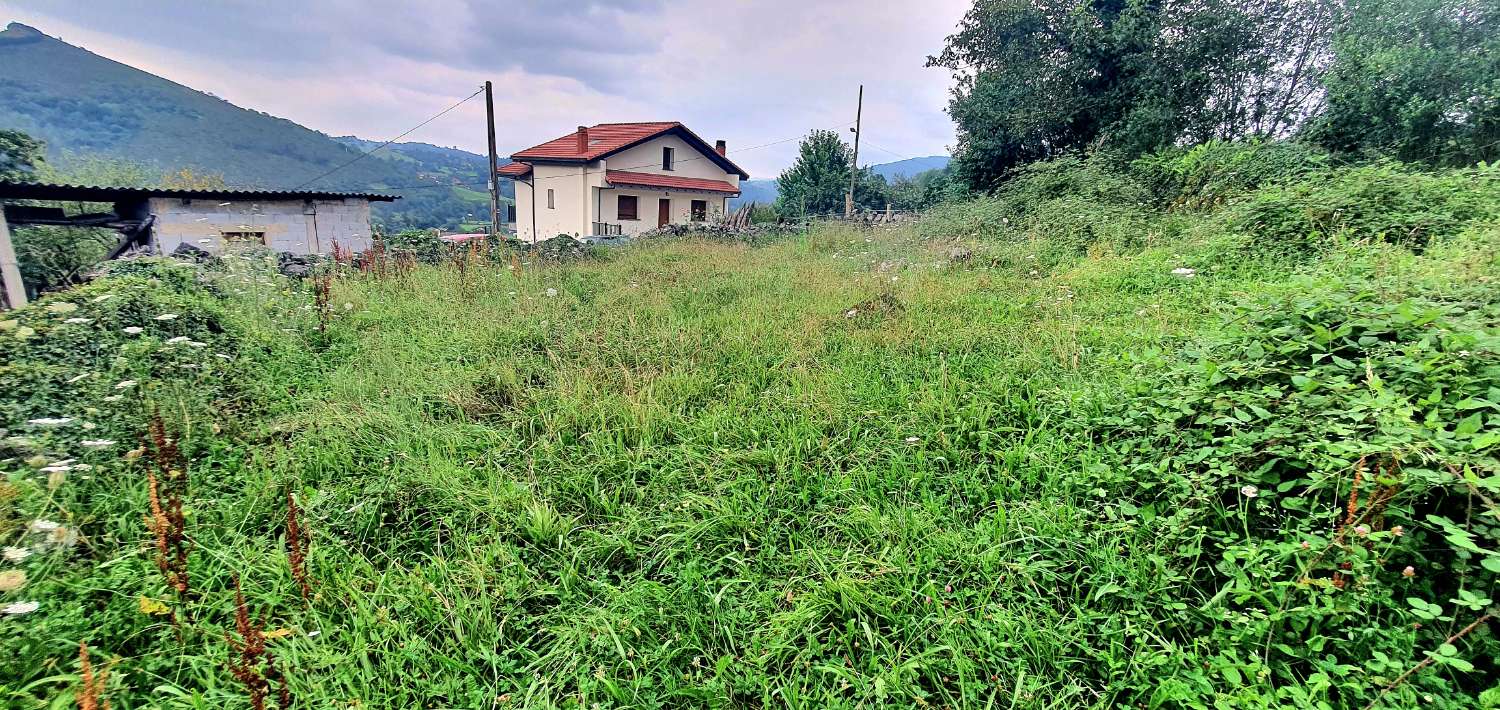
[1,152,1497,708]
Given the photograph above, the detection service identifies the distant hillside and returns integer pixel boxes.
[730,156,950,208]
[0,22,507,230]
[870,155,950,180]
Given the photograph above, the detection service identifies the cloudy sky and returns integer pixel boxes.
[0,1,966,178]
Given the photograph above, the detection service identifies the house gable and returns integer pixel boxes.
[508,122,749,179]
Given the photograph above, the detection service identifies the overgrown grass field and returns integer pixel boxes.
[2,149,1497,708]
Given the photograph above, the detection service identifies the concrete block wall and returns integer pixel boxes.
[148,197,375,255]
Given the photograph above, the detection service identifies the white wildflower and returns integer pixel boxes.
[122,326,144,335]
[165,336,190,344]
[187,341,206,348]
[546,288,558,297]
[1172,267,1196,278]
[63,317,93,324]
[1458,350,1471,357]
[905,436,920,443]
[81,439,115,448]
[102,395,123,402]
[154,313,179,321]
[27,519,60,533]
[1240,484,1259,498]
[26,417,73,427]
[2,546,30,563]
[114,380,137,390]
[1,601,38,616]
[343,303,353,311]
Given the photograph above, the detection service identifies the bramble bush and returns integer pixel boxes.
[1082,272,1500,707]
[1132,139,1331,211]
[1223,162,1499,254]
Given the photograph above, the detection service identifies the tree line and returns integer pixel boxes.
[774,0,1496,214]
[931,0,1498,189]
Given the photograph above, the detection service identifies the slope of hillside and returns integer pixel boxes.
[3,149,1494,706]
[870,154,949,180]
[0,22,506,230]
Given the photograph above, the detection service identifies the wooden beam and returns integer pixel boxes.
[0,209,26,310]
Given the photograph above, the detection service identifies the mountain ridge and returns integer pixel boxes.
[0,22,503,229]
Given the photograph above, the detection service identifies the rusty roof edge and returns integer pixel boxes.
[0,179,401,202]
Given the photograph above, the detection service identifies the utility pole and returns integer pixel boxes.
[0,210,25,310]
[484,80,501,240]
[845,83,863,218]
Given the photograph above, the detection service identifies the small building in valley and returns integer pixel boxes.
[499,122,749,242]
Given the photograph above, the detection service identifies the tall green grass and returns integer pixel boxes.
[1,151,1496,708]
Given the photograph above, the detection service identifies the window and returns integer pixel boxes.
[617,194,639,220]
[220,230,266,249]
[662,147,674,171]
[547,189,555,209]
[691,199,707,222]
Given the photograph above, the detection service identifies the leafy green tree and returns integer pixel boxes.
[1307,0,1500,165]
[930,0,1335,190]
[0,129,45,180]
[774,130,887,216]
[887,167,965,211]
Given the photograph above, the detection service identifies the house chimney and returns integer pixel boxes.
[576,125,588,153]
[714,139,727,156]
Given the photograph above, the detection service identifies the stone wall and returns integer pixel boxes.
[148,197,374,255]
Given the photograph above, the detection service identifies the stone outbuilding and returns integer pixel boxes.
[0,180,397,308]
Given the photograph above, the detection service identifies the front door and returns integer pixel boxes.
[658,198,671,227]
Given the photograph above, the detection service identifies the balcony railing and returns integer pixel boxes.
[591,222,623,237]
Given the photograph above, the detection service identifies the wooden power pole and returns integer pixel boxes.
[0,210,26,310]
[845,84,863,218]
[484,80,501,239]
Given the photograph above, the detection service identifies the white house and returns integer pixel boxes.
[499,122,749,242]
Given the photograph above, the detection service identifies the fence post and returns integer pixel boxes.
[0,210,27,310]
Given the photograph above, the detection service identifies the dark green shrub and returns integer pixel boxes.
[1133,139,1331,210]
[1084,274,1500,706]
[1223,162,1498,253]
[919,153,1170,256]
[384,229,451,264]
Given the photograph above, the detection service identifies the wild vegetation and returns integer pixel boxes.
[1,139,1496,707]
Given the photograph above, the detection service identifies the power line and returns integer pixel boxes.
[860,140,911,161]
[291,87,485,191]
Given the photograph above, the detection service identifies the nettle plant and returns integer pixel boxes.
[1090,276,1499,705]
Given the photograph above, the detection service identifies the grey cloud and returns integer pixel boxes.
[11,0,668,89]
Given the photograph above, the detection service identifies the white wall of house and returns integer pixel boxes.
[510,134,740,242]
[595,189,729,236]
[607,135,741,189]
[149,197,374,255]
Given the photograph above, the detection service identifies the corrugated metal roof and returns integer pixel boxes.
[605,170,740,195]
[0,180,400,203]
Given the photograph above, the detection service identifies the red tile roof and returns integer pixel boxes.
[605,170,740,195]
[512,122,678,161]
[497,162,531,177]
[507,122,749,179]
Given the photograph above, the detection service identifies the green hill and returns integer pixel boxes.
[0,22,509,230]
